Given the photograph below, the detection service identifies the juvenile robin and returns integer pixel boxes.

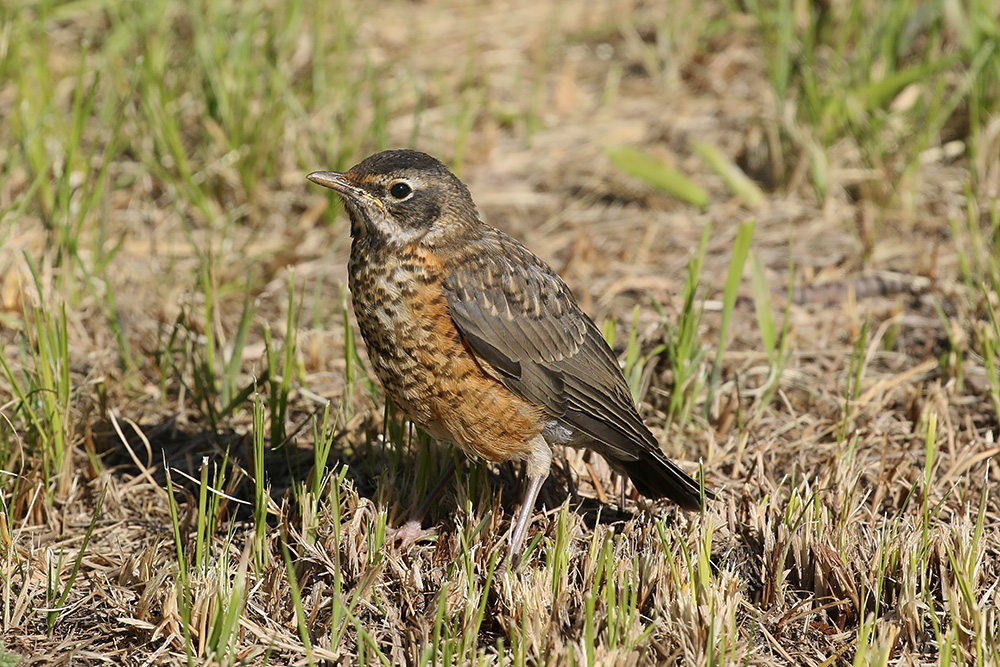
[307,150,712,563]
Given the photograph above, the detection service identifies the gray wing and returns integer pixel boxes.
[442,239,647,453]
[441,231,707,508]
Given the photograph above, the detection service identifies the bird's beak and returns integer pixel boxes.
[307,171,384,211]
[307,171,351,192]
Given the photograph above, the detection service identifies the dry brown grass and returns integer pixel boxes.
[2,0,999,665]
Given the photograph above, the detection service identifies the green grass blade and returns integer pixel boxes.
[605,146,709,208]
[705,219,754,417]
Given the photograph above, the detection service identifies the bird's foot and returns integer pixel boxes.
[385,519,436,549]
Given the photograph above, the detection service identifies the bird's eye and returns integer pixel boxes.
[389,181,413,200]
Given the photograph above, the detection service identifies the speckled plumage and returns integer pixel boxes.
[349,241,547,468]
[308,149,711,562]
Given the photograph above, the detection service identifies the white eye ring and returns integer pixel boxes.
[388,180,414,200]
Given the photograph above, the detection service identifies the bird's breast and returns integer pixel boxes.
[348,242,453,378]
[347,241,546,461]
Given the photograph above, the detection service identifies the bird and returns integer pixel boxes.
[307,149,712,564]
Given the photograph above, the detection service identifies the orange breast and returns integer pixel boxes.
[350,242,545,463]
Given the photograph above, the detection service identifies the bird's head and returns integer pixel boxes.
[307,149,480,247]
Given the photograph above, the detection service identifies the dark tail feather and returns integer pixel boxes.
[620,453,713,511]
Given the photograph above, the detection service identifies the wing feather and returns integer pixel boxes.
[443,233,657,457]
[442,231,709,509]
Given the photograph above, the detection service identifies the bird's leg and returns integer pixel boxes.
[508,438,551,567]
[385,458,456,547]
[508,474,544,566]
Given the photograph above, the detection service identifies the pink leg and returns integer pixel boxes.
[507,474,545,567]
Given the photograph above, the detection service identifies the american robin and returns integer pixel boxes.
[307,149,712,563]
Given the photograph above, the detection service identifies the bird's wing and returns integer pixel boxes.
[441,232,658,462]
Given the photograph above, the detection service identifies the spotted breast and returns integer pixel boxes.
[348,238,547,465]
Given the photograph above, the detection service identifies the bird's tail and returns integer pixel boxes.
[620,451,712,511]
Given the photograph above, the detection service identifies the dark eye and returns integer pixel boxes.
[389,181,412,199]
